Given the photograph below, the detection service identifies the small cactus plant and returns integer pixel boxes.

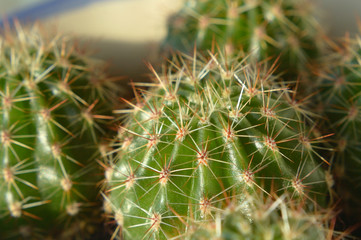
[163,0,324,76]
[0,22,116,239]
[104,51,330,239]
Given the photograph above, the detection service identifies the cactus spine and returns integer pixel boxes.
[104,52,330,239]
[0,22,116,239]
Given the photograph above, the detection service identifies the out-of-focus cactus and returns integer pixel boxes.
[163,0,324,77]
[316,35,361,237]
[183,193,332,240]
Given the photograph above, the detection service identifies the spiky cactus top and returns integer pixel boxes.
[104,52,330,239]
[0,22,116,239]
[163,0,324,76]
[316,36,361,235]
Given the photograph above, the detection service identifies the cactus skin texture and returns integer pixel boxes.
[0,22,116,239]
[163,0,324,76]
[104,52,330,240]
[317,36,361,236]
[182,193,331,240]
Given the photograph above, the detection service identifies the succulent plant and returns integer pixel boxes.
[163,0,324,77]
[316,35,361,236]
[0,22,117,239]
[182,193,332,240]
[104,51,330,239]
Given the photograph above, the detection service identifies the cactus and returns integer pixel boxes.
[316,36,361,236]
[182,193,332,240]
[104,51,330,239]
[163,0,324,77]
[0,22,116,239]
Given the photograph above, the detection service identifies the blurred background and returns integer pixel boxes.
[0,0,360,80]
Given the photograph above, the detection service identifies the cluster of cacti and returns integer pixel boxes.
[102,52,331,239]
[2,0,361,239]
[163,0,324,77]
[315,36,361,235]
[0,22,116,239]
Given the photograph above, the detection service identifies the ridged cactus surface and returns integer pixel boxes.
[0,23,115,239]
[104,52,329,239]
[163,0,323,75]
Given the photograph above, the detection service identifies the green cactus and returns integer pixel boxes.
[316,36,361,236]
[163,0,324,77]
[182,193,331,240]
[0,22,116,239]
[104,51,330,239]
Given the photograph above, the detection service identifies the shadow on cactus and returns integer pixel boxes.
[103,50,331,239]
[0,21,118,239]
